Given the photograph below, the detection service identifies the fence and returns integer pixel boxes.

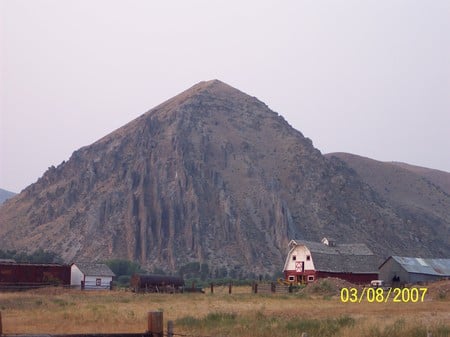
[252,282,290,294]
[0,283,66,291]
[80,280,113,291]
[0,311,166,337]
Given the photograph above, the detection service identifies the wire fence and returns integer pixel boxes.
[0,283,70,291]
[0,281,112,291]
[0,311,216,337]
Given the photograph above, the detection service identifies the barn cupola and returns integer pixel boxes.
[321,237,336,247]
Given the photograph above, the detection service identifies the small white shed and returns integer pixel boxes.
[71,262,115,290]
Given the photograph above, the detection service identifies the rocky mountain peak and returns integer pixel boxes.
[1,80,448,276]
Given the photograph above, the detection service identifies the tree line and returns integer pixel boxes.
[0,250,280,287]
[0,248,63,264]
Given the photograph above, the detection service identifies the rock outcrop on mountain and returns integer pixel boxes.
[1,80,449,275]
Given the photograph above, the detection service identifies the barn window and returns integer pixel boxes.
[308,275,314,282]
[292,255,296,261]
[96,278,101,286]
[306,255,311,261]
[288,276,295,282]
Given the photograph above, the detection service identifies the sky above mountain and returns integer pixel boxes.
[1,0,449,192]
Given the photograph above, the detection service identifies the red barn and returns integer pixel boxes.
[283,237,378,284]
[0,262,71,289]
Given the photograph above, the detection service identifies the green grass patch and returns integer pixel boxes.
[285,315,355,337]
[177,312,356,337]
[365,320,450,337]
[177,312,237,328]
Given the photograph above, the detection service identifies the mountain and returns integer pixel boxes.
[1,80,449,276]
[326,152,450,256]
[390,161,450,195]
[0,188,16,205]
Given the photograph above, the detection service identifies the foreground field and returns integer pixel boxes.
[0,282,449,337]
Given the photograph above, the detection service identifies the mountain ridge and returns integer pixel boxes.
[326,152,450,257]
[0,188,16,205]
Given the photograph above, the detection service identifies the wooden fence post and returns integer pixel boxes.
[0,311,3,335]
[167,320,174,337]
[210,282,214,294]
[271,282,276,293]
[148,311,164,337]
[228,281,232,294]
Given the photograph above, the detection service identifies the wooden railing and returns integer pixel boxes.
[0,311,166,337]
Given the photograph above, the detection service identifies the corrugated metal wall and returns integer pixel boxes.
[0,263,71,288]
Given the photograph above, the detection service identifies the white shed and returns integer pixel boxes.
[71,263,115,290]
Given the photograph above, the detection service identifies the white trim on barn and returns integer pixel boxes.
[71,263,115,290]
[283,241,316,281]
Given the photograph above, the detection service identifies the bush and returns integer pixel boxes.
[104,259,143,287]
[116,275,131,286]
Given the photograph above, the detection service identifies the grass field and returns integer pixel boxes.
[0,282,449,337]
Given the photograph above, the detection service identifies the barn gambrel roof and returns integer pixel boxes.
[289,239,378,274]
[381,256,450,277]
[72,263,115,277]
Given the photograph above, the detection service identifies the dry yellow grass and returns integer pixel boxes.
[0,285,449,336]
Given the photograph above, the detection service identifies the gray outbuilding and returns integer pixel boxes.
[379,256,450,285]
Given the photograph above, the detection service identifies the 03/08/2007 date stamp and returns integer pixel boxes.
[340,287,428,303]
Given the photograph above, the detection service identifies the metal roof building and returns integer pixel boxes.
[72,263,116,277]
[379,256,450,285]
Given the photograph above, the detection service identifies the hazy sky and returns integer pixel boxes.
[1,0,449,193]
